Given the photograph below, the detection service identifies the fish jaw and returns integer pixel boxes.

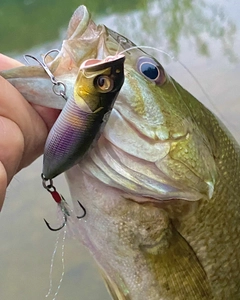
[0,5,111,109]
[0,8,151,112]
[86,68,217,203]
[0,7,145,112]
[1,66,71,109]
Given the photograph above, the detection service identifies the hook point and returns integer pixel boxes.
[77,201,86,219]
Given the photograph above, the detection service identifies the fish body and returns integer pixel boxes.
[1,5,240,300]
[42,54,125,179]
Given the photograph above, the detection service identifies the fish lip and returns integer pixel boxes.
[0,8,115,110]
[0,65,47,80]
[66,5,91,40]
[122,192,203,204]
[80,54,125,71]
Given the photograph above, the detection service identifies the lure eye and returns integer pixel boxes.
[95,75,114,93]
[137,57,166,85]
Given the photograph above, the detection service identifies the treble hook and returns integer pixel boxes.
[44,214,67,232]
[77,201,86,219]
[41,174,86,231]
[24,49,67,100]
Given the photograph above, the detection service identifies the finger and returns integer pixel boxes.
[0,162,7,210]
[0,53,23,70]
[0,76,48,175]
[32,104,61,131]
[0,55,59,210]
[0,117,24,210]
[0,117,24,179]
[0,54,60,133]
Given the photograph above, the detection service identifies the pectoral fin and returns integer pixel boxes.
[143,226,214,299]
[100,270,132,300]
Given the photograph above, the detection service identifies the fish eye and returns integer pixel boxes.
[95,75,114,92]
[137,57,166,85]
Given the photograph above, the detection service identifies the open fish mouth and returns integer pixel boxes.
[0,5,216,204]
[0,6,148,110]
[0,6,110,109]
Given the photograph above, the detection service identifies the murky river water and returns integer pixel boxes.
[0,0,239,299]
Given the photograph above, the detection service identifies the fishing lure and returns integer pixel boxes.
[24,49,68,101]
[42,53,125,180]
[25,50,125,230]
[41,174,86,231]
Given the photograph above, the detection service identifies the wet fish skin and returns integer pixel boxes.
[65,62,240,299]
[1,5,240,300]
[64,9,240,300]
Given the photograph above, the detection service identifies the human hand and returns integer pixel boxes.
[0,54,60,210]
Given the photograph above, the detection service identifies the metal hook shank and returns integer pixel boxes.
[77,201,87,219]
[24,50,67,100]
[44,214,67,231]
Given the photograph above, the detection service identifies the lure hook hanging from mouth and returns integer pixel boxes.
[44,214,67,232]
[41,174,86,231]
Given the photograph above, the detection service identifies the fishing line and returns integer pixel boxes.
[117,45,232,130]
[45,226,67,300]
[118,45,174,59]
[116,45,205,120]
[118,45,210,98]
[118,45,209,100]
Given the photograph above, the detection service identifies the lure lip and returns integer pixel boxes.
[80,54,125,71]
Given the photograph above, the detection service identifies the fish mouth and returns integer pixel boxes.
[0,7,128,111]
[0,5,109,110]
[92,106,215,203]
[115,107,189,144]
[0,65,70,109]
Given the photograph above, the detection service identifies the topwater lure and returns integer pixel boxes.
[26,50,125,230]
[42,53,125,179]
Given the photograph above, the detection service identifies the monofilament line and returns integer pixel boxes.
[45,226,67,299]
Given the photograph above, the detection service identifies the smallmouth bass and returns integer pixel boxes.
[1,5,240,300]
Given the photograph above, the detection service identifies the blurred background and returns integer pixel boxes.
[0,0,239,299]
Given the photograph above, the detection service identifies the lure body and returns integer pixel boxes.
[42,55,125,179]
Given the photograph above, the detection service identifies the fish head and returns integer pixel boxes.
[0,4,217,200]
[64,20,220,299]
[99,31,218,203]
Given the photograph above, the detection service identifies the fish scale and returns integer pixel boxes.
[1,5,240,299]
[179,131,240,298]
